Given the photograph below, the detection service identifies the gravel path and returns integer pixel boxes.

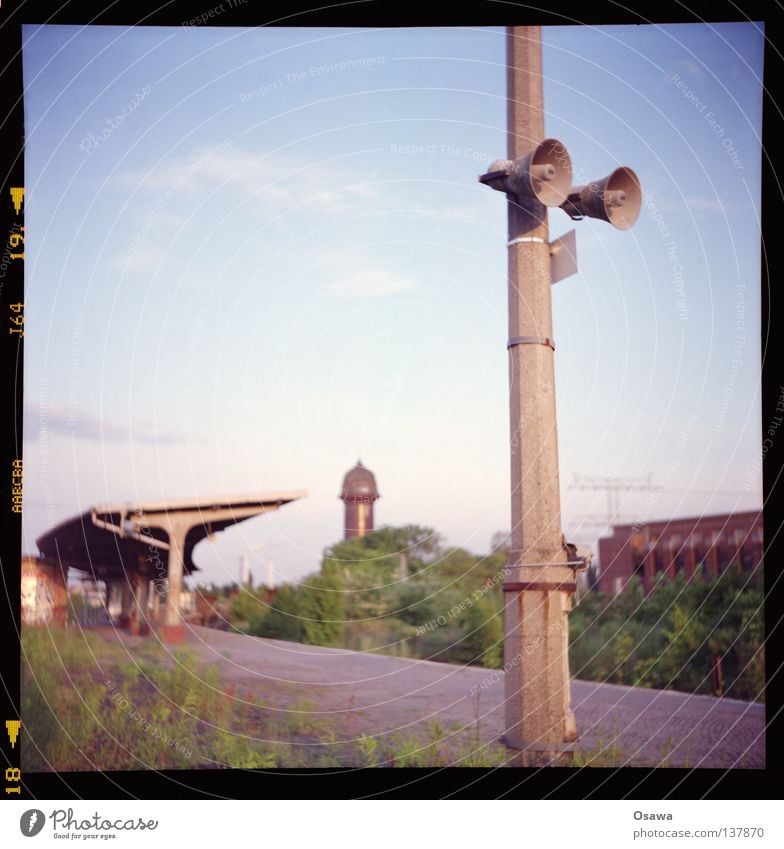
[172,625,764,768]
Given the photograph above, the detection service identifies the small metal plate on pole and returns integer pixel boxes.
[549,228,577,284]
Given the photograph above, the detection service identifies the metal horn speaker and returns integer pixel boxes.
[560,166,641,229]
[479,138,572,209]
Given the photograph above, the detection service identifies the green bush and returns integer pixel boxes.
[449,597,503,669]
[299,574,345,647]
[242,528,505,673]
[570,566,763,701]
[229,587,271,634]
[257,584,305,642]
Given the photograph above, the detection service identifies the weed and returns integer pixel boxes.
[356,734,379,767]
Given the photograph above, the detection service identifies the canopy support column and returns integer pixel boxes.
[160,518,188,644]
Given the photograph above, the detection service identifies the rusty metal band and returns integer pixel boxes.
[507,236,546,246]
[505,560,588,569]
[507,335,555,351]
[502,581,577,592]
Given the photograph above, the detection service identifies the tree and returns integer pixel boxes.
[258,584,304,642]
[322,533,408,621]
[229,587,270,634]
[453,597,503,668]
[490,530,511,553]
[298,574,345,647]
[324,525,442,575]
[569,566,764,700]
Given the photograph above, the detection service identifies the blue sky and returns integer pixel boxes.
[21,23,764,586]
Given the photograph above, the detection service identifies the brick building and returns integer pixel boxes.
[598,510,763,595]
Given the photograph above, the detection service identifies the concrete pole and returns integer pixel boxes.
[240,554,250,586]
[118,578,133,629]
[162,519,186,642]
[502,25,577,765]
[150,585,161,620]
[137,578,150,636]
[128,573,141,636]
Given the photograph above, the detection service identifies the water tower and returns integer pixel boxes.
[339,460,380,540]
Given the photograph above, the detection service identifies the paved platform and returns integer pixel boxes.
[155,625,764,768]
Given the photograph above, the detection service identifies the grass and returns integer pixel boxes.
[23,627,511,770]
[569,721,636,768]
[21,625,570,770]
[21,627,334,771]
[352,718,510,768]
[571,739,629,768]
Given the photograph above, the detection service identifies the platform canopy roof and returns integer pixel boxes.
[35,491,306,580]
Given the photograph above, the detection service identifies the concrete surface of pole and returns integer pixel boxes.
[502,25,578,766]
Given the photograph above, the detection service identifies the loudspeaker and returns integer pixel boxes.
[560,167,641,230]
[479,138,572,208]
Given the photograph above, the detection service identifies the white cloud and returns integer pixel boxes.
[106,209,186,271]
[684,196,728,212]
[115,144,387,215]
[326,269,416,298]
[107,146,395,272]
[25,404,191,446]
[107,249,156,272]
[670,58,707,85]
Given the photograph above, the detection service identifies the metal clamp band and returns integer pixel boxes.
[503,581,577,592]
[507,335,555,351]
[505,560,588,569]
[507,236,546,246]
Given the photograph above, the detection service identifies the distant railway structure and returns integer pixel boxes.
[29,491,305,642]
